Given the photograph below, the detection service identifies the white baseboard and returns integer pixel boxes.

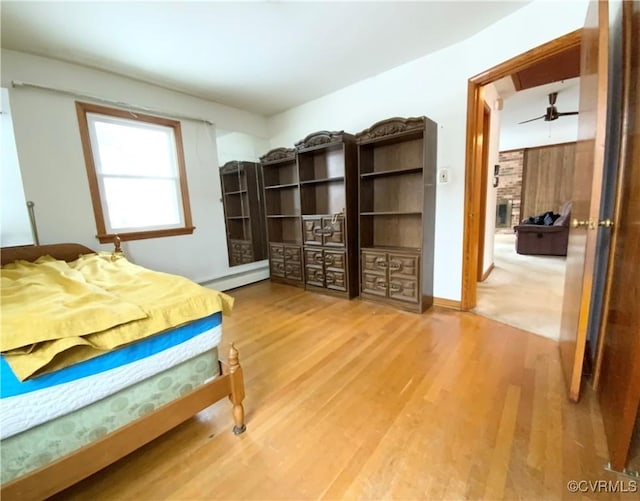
[201,266,269,292]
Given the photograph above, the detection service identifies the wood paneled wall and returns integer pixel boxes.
[521,142,576,218]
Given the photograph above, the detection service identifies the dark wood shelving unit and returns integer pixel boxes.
[356,117,437,312]
[296,131,358,298]
[219,161,267,266]
[260,147,304,286]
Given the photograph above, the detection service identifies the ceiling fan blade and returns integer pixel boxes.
[518,115,546,124]
[557,111,579,117]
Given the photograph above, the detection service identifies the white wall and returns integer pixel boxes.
[1,49,270,289]
[267,0,588,301]
[1,88,34,247]
[481,84,502,276]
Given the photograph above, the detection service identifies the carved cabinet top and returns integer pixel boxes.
[295,130,348,150]
[259,147,296,163]
[356,117,425,142]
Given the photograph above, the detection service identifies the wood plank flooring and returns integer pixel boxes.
[54,281,630,500]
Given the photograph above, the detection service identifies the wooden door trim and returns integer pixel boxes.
[461,29,582,310]
[477,103,491,281]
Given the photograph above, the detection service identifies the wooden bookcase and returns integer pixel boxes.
[260,148,304,286]
[356,117,437,312]
[295,131,358,298]
[219,161,267,266]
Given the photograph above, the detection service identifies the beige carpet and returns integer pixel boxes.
[473,233,566,340]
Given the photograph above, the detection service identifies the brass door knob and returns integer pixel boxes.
[598,218,614,228]
[571,218,591,228]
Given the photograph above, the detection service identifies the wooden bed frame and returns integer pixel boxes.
[0,243,246,500]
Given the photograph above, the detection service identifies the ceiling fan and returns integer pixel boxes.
[518,92,579,124]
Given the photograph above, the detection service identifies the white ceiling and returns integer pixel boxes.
[496,76,580,150]
[0,1,529,116]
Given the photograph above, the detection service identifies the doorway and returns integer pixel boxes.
[460,29,582,311]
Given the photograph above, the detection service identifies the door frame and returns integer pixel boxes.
[460,29,582,310]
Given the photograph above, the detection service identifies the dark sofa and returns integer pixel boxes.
[514,202,572,256]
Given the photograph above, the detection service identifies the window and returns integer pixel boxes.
[76,102,194,243]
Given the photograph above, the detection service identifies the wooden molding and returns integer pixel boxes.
[479,263,495,282]
[461,29,583,311]
[294,130,347,150]
[259,147,296,163]
[355,116,425,143]
[75,101,194,244]
[96,227,196,243]
[433,297,462,310]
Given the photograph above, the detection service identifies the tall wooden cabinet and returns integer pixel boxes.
[295,131,359,298]
[219,161,267,266]
[260,148,304,286]
[356,117,437,312]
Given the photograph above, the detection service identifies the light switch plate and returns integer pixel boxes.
[438,168,449,184]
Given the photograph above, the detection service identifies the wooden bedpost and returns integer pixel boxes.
[228,343,246,434]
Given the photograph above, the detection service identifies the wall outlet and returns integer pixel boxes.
[438,168,449,184]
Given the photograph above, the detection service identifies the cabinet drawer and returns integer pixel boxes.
[305,265,324,287]
[285,263,302,281]
[322,216,345,247]
[388,253,419,280]
[241,242,253,258]
[388,278,419,304]
[303,217,323,246]
[362,271,387,297]
[324,250,345,271]
[325,269,346,291]
[271,259,285,278]
[270,244,284,260]
[284,245,301,264]
[362,250,387,275]
[304,248,324,268]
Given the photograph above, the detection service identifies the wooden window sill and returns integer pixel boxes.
[97,227,195,243]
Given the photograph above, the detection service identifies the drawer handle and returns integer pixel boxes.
[314,253,324,264]
[313,227,323,236]
[326,272,335,283]
[322,226,334,236]
[375,278,387,290]
[389,283,402,293]
[324,255,335,266]
[388,261,402,272]
[315,270,325,281]
[375,258,388,269]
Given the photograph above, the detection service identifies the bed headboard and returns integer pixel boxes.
[1,243,96,266]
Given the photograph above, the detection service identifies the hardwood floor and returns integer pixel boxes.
[55,281,628,500]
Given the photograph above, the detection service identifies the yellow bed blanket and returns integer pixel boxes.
[1,253,234,381]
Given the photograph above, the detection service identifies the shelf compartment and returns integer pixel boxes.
[265,187,300,216]
[359,136,424,175]
[267,214,300,218]
[299,176,345,185]
[262,160,298,187]
[264,183,299,190]
[267,218,302,244]
[360,213,422,250]
[220,170,247,193]
[360,211,422,216]
[298,145,345,183]
[226,218,251,240]
[300,182,346,216]
[360,171,423,213]
[224,193,249,217]
[360,167,422,178]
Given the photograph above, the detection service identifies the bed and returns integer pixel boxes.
[0,243,246,500]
